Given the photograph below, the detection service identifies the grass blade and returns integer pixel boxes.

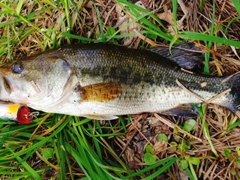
[7,147,42,180]
[232,0,240,14]
[125,157,178,178]
[16,0,24,15]
[179,32,240,48]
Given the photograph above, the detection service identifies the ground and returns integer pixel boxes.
[0,0,240,179]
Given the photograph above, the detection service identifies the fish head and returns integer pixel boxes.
[0,54,78,109]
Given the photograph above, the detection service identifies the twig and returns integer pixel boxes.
[176,79,205,102]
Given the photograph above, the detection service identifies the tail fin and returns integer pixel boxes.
[223,73,240,116]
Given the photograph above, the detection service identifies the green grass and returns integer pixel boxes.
[0,0,240,179]
[0,114,178,179]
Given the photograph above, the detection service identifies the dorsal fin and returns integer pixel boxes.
[148,43,203,70]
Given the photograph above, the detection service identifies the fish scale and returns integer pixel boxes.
[61,44,226,93]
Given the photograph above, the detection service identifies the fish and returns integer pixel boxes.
[0,43,240,120]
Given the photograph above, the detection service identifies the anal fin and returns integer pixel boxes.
[160,104,198,118]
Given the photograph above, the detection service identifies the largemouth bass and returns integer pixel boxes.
[0,43,239,120]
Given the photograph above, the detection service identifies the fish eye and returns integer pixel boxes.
[12,62,24,74]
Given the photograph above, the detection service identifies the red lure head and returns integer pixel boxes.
[17,106,32,124]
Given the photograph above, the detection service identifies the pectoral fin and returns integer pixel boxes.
[82,114,119,120]
[47,74,78,108]
[160,104,198,118]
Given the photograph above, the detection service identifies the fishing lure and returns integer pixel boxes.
[0,102,38,124]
